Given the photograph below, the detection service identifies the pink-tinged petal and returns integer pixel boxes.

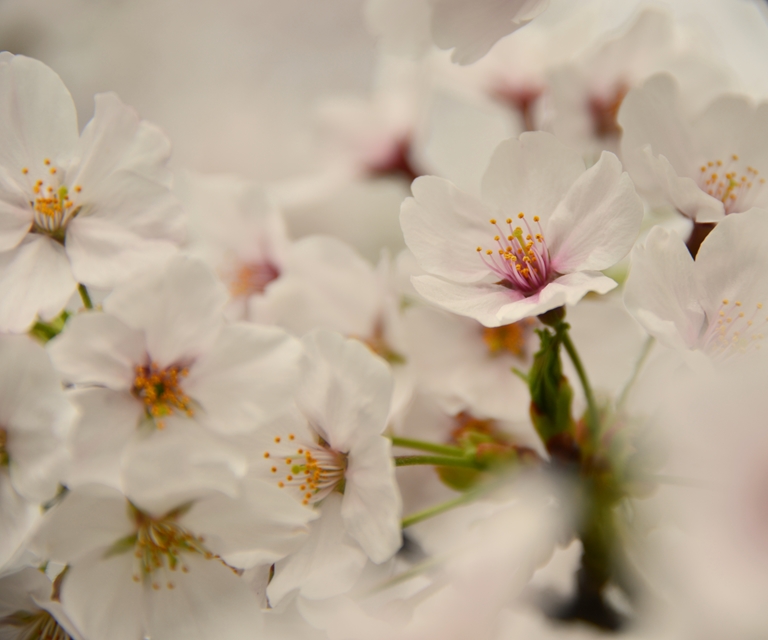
[401,177,498,283]
[0,55,78,173]
[0,234,77,332]
[104,256,227,367]
[431,0,549,65]
[619,74,697,189]
[411,274,523,327]
[624,226,705,351]
[61,549,145,640]
[180,476,315,569]
[65,388,142,491]
[481,132,585,226]
[299,331,393,451]
[29,485,134,563]
[65,216,179,289]
[185,324,302,434]
[495,272,617,325]
[121,418,246,517]
[145,553,263,640]
[342,436,402,564]
[646,151,724,223]
[695,208,768,318]
[267,493,367,606]
[48,312,145,389]
[547,151,643,273]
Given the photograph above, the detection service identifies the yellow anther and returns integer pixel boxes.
[494,235,500,241]
[489,218,496,224]
[476,247,482,252]
[21,167,28,174]
[506,218,512,224]
[44,158,51,165]
[533,216,540,222]
[263,452,270,458]
[274,436,281,443]
[518,212,524,219]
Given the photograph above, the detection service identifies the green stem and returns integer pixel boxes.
[616,336,654,411]
[394,455,481,469]
[78,284,93,310]
[560,328,600,437]
[401,492,478,528]
[390,436,464,457]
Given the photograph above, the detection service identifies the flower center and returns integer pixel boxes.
[132,362,194,428]
[589,84,628,139]
[0,427,8,466]
[476,213,553,296]
[22,161,82,241]
[126,505,215,590]
[355,320,406,365]
[482,318,535,358]
[264,433,347,505]
[701,298,768,358]
[227,261,280,298]
[697,156,766,214]
[0,609,72,640]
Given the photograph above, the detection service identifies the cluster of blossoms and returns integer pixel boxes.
[3,1,768,639]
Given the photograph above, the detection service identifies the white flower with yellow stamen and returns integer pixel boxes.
[400,131,643,327]
[254,331,401,605]
[625,208,768,359]
[619,73,768,223]
[30,482,315,640]
[46,255,303,493]
[0,54,184,333]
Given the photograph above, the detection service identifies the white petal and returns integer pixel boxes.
[401,176,498,283]
[646,151,724,223]
[65,388,142,491]
[67,92,173,192]
[61,548,145,640]
[66,216,179,289]
[180,476,316,570]
[342,436,402,564]
[121,418,247,516]
[0,178,31,252]
[146,553,263,640]
[431,0,549,64]
[267,493,367,606]
[411,274,524,327]
[47,311,145,389]
[481,132,584,226]
[624,225,705,351]
[29,484,133,563]
[547,151,643,273]
[695,208,768,318]
[0,235,76,332]
[299,331,393,451]
[0,474,38,570]
[185,324,303,434]
[104,255,227,367]
[619,73,697,191]
[0,55,78,175]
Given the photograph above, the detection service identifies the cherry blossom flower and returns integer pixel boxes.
[401,131,643,326]
[548,8,733,161]
[46,255,303,491]
[255,331,401,605]
[30,482,315,640]
[624,207,768,359]
[619,73,768,223]
[0,53,184,332]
